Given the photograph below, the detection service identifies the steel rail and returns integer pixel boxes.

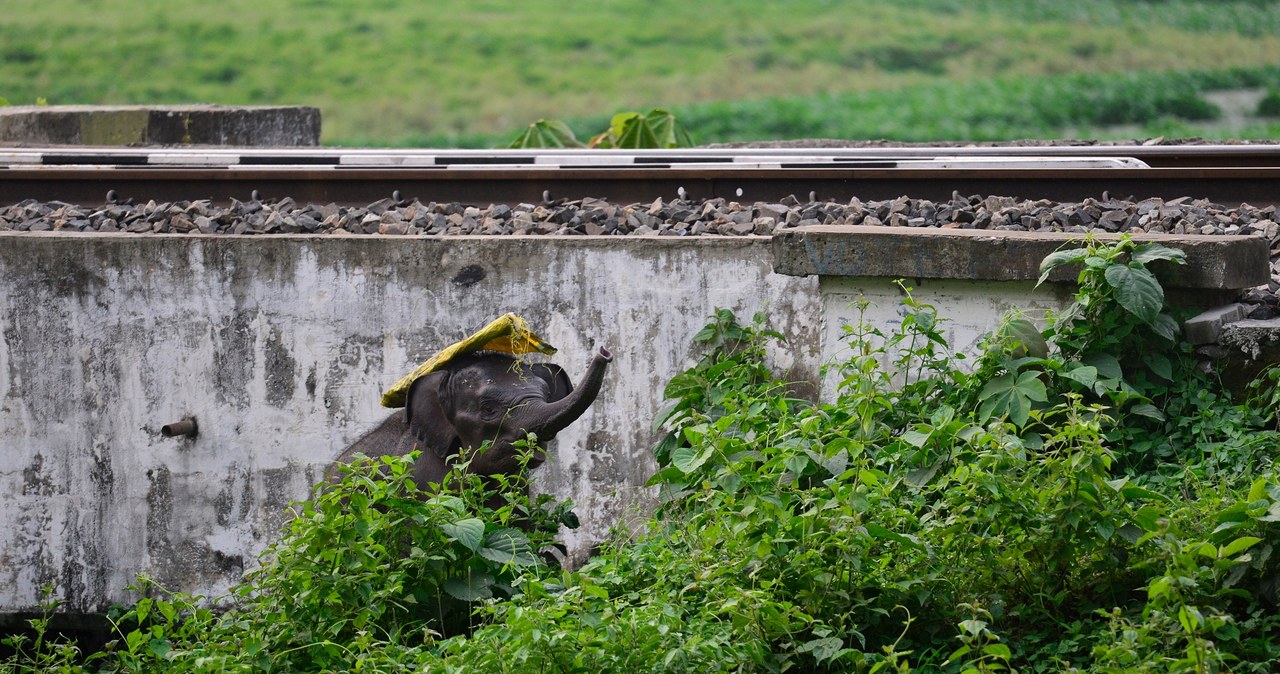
[5,143,1280,166]
[4,165,1280,208]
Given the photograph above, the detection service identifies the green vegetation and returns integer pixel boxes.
[508,109,694,149]
[675,66,1280,145]
[1259,89,1280,118]
[5,237,1279,671]
[3,0,1280,145]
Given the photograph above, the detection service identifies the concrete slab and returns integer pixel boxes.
[0,105,320,146]
[1220,317,1280,360]
[773,225,1270,290]
[1185,303,1248,345]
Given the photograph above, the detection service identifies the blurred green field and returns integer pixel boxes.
[3,0,1280,146]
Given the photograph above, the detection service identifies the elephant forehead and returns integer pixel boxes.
[455,366,548,396]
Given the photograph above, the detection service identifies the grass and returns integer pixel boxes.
[3,0,1280,145]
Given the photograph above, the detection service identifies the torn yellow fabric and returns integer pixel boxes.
[381,313,557,408]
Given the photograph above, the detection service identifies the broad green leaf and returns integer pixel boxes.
[901,428,932,448]
[1178,605,1202,633]
[479,528,540,567]
[1131,243,1186,265]
[1120,484,1172,503]
[1060,363,1098,388]
[865,523,924,549]
[1148,575,1172,601]
[1104,264,1164,325]
[1130,403,1165,422]
[645,465,688,488]
[1145,352,1174,381]
[906,462,942,487]
[1134,505,1164,531]
[608,111,641,141]
[610,112,660,149]
[999,318,1049,358]
[671,445,711,474]
[799,636,845,662]
[1037,247,1089,285]
[983,644,1012,659]
[642,108,694,148]
[443,572,495,601]
[651,431,679,464]
[1082,352,1123,379]
[1247,477,1270,503]
[1152,313,1180,342]
[785,454,810,477]
[1220,536,1263,558]
[1117,523,1144,544]
[806,448,849,477]
[978,370,1047,427]
[442,518,484,551]
[507,119,584,148]
[428,494,467,513]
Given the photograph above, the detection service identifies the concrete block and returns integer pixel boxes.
[1220,318,1280,360]
[1184,303,1248,345]
[0,105,320,146]
[773,225,1271,290]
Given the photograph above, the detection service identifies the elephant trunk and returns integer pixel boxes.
[518,346,612,440]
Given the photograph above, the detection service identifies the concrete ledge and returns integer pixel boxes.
[0,105,320,146]
[772,225,1270,290]
[1185,303,1249,345]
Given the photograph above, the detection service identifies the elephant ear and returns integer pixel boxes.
[529,362,574,402]
[405,371,462,460]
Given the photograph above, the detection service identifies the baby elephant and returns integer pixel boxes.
[334,347,612,494]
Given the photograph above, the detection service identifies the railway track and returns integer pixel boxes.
[3,145,1280,207]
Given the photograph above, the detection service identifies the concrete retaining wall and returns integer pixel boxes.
[0,233,820,617]
[0,105,320,146]
[0,229,1269,619]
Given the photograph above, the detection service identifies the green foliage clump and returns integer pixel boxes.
[508,108,693,149]
[1258,89,1280,118]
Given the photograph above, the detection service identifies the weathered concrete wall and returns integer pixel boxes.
[817,277,1074,396]
[0,105,320,146]
[1,227,1269,619]
[0,233,821,617]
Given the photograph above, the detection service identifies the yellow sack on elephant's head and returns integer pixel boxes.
[380,313,557,408]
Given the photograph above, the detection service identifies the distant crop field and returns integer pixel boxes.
[3,0,1280,146]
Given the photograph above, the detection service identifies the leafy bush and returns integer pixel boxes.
[0,446,573,672]
[1258,89,1280,117]
[507,108,694,149]
[436,236,1279,672]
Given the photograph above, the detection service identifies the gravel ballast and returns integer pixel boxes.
[4,191,1279,315]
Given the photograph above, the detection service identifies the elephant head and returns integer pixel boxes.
[334,346,613,492]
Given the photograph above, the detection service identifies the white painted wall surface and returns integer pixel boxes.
[0,233,821,616]
[0,234,1098,619]
[817,277,1073,397]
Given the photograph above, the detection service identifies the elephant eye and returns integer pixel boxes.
[480,401,501,418]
